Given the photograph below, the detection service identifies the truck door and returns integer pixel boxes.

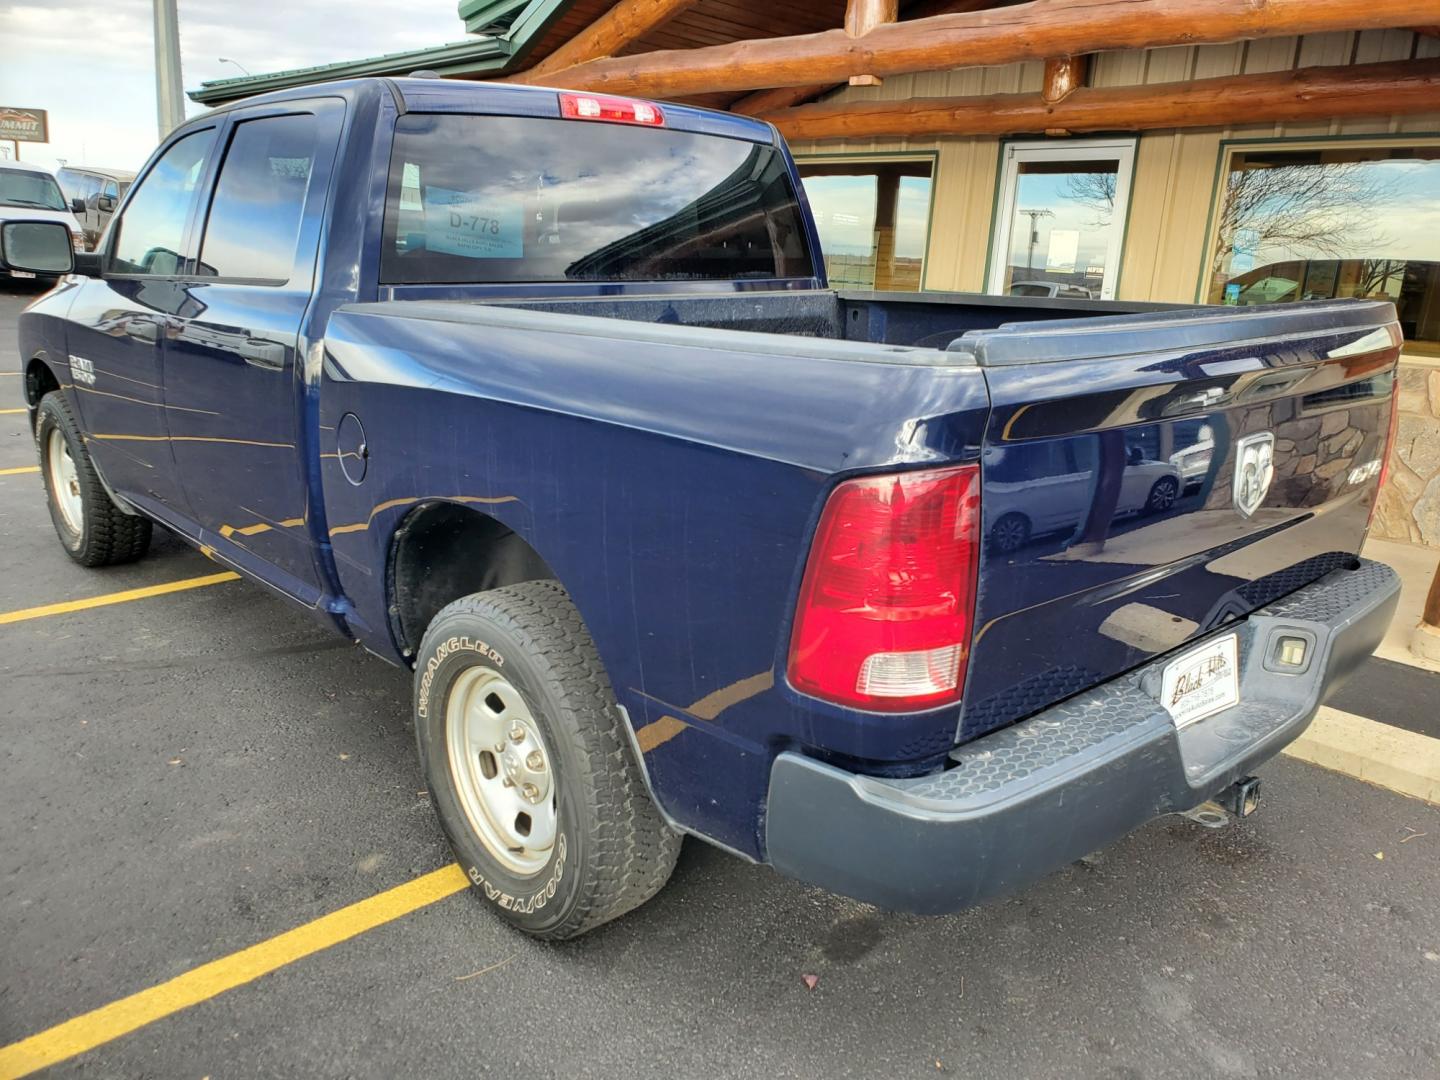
[160,100,344,604]
[63,127,218,515]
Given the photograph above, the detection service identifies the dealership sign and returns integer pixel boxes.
[0,108,49,143]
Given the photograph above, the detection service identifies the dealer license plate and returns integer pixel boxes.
[1160,633,1239,729]
[10,271,36,279]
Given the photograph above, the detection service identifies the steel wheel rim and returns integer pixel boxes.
[47,427,83,535]
[445,667,558,877]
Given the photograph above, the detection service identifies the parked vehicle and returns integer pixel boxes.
[55,165,134,251]
[986,443,1184,554]
[0,161,82,280]
[1169,419,1216,491]
[1008,279,1096,299]
[7,79,1402,939]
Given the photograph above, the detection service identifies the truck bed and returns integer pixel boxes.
[469,287,1192,353]
[321,288,1399,851]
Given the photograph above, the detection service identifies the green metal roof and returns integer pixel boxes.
[188,0,575,106]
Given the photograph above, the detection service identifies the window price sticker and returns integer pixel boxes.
[422,185,524,259]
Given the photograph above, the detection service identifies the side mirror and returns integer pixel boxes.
[97,194,116,213]
[71,196,87,214]
[0,220,75,276]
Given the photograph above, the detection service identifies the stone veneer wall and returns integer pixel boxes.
[1373,357,1440,548]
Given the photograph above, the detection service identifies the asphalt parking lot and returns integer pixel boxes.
[1,283,1438,1080]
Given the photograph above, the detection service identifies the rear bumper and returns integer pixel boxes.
[764,558,1400,914]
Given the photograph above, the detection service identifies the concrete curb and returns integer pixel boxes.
[1411,621,1440,664]
[1282,706,1440,806]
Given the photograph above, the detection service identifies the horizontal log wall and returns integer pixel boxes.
[784,30,1440,301]
[763,60,1440,140]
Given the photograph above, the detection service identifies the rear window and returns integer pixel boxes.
[380,112,815,285]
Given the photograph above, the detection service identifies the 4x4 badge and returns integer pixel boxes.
[1233,432,1274,518]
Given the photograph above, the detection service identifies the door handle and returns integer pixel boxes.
[126,319,160,344]
[237,339,286,370]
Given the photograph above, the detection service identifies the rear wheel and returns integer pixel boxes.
[36,393,152,567]
[1146,476,1180,514]
[414,580,681,939]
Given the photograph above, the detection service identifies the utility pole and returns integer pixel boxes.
[1018,209,1053,273]
[153,0,186,139]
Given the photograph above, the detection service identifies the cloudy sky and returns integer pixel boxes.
[0,0,467,170]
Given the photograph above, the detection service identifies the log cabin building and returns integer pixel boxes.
[191,0,1440,546]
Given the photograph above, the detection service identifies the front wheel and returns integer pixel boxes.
[1146,476,1180,514]
[414,580,681,939]
[36,393,152,567]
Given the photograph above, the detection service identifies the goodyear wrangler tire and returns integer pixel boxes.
[414,580,682,939]
[36,393,152,567]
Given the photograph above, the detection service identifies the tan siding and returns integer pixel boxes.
[792,31,1437,303]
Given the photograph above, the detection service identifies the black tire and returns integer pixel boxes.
[35,393,152,567]
[1146,475,1180,514]
[414,580,681,939]
[990,511,1031,554]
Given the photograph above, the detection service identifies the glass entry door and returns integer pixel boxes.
[987,140,1135,301]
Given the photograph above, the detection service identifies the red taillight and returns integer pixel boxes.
[787,465,981,712]
[558,92,665,127]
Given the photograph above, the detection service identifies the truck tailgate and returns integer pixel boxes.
[957,300,1400,742]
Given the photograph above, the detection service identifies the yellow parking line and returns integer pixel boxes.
[0,407,26,415]
[0,571,240,626]
[0,864,470,1079]
[0,465,39,476]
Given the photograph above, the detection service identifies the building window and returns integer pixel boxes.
[1206,142,1440,354]
[798,159,933,291]
[988,140,1136,301]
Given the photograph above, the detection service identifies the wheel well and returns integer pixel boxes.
[388,502,556,659]
[25,357,59,408]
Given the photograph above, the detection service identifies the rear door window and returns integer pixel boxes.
[196,113,320,283]
[381,112,815,284]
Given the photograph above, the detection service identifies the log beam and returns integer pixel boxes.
[761,58,1440,140]
[845,0,899,86]
[519,0,703,81]
[530,0,1440,99]
[731,1,1008,116]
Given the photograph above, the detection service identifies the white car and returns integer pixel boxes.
[986,444,1184,553]
[0,161,84,280]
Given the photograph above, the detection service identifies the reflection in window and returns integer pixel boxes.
[1001,160,1119,300]
[380,114,814,285]
[798,160,932,291]
[110,129,215,276]
[1207,144,1440,353]
[198,114,318,283]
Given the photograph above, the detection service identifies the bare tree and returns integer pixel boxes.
[1210,158,1398,281]
[1062,170,1117,226]
[1354,258,1407,298]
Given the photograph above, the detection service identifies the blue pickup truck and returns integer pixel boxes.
[6,78,1402,939]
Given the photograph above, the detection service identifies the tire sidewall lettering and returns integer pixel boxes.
[464,833,568,915]
[416,634,504,720]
